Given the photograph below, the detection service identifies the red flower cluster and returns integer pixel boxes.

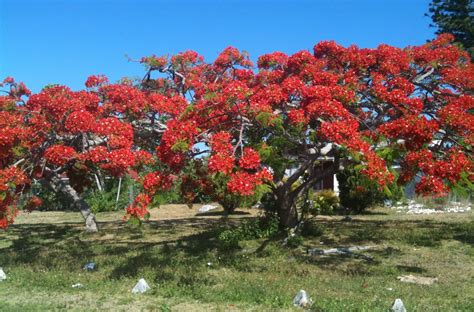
[44,145,77,166]
[208,154,235,174]
[101,149,136,177]
[227,168,273,196]
[125,193,151,220]
[0,167,28,228]
[85,75,109,88]
[214,47,253,69]
[142,171,173,195]
[102,84,148,115]
[257,52,289,69]
[24,196,43,212]
[239,148,261,170]
[379,116,439,150]
[208,131,235,174]
[65,110,96,133]
[140,55,168,69]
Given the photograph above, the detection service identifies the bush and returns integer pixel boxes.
[29,184,72,211]
[85,178,132,213]
[310,189,340,216]
[337,167,403,214]
[285,234,304,248]
[300,220,324,237]
[211,175,271,214]
[218,213,280,247]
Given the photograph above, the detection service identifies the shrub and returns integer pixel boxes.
[85,178,132,213]
[300,220,325,237]
[337,167,403,214]
[285,234,304,248]
[30,184,72,211]
[218,213,280,247]
[310,189,340,216]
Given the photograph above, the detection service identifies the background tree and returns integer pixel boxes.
[427,0,474,59]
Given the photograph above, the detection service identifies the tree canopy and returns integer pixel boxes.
[1,34,473,229]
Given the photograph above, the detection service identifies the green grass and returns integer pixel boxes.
[0,206,473,311]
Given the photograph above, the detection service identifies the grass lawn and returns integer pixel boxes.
[0,204,473,311]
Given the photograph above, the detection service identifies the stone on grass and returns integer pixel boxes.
[308,245,375,256]
[198,204,218,213]
[391,298,407,312]
[342,215,352,222]
[72,283,83,288]
[132,278,151,294]
[0,268,6,281]
[83,262,96,271]
[397,274,438,285]
[293,289,312,308]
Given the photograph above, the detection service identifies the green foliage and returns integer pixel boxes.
[337,167,403,214]
[151,186,182,206]
[284,234,304,248]
[310,189,340,216]
[171,140,189,152]
[427,0,474,60]
[209,173,271,214]
[32,185,73,211]
[218,213,280,247]
[85,178,132,213]
[300,220,325,237]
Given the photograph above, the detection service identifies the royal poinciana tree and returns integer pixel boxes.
[0,76,174,230]
[1,34,473,229]
[140,34,473,227]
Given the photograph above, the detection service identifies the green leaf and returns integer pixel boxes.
[171,140,189,152]
[256,112,272,127]
[127,216,142,227]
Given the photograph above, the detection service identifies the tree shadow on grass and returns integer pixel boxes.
[0,216,242,276]
[1,214,472,280]
[314,218,474,247]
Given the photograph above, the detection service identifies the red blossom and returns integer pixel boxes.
[239,148,261,170]
[44,145,77,166]
[85,75,109,88]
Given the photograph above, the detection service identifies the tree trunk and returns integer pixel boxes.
[275,189,299,229]
[43,174,99,232]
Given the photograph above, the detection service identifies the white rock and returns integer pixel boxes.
[391,298,407,312]
[198,204,218,213]
[132,278,151,294]
[308,245,375,256]
[393,200,471,215]
[397,274,438,285]
[293,289,312,308]
[72,283,83,288]
[207,262,212,267]
[0,268,6,281]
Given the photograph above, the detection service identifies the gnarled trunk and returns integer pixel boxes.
[274,186,299,229]
[274,155,340,229]
[42,174,98,232]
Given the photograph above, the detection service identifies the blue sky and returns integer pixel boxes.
[1,0,435,93]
